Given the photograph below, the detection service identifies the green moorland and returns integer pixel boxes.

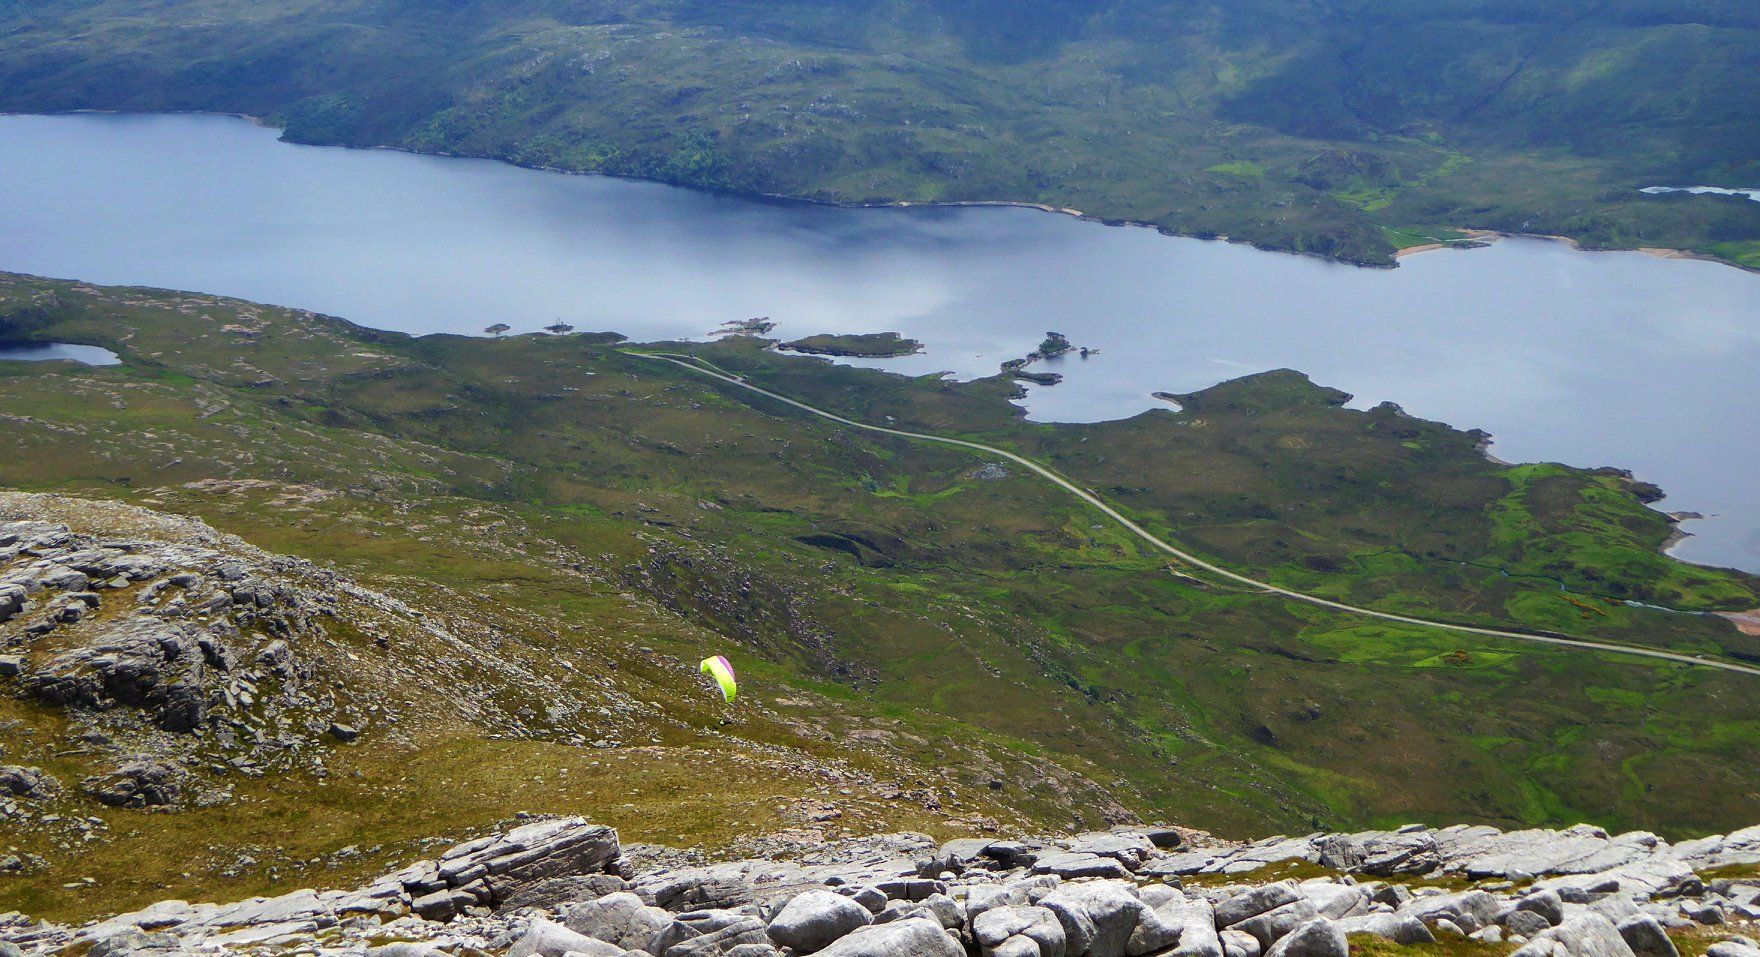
[2,0,1759,267]
[3,271,1760,913]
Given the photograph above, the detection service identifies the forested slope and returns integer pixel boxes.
[3,0,1758,266]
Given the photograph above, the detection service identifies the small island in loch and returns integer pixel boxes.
[779,331,925,358]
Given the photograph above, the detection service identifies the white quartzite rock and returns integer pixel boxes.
[1231,898,1320,950]
[812,916,964,957]
[1040,880,1145,957]
[1616,915,1680,957]
[974,904,1069,957]
[1511,913,1639,957]
[1300,883,1368,921]
[1215,883,1302,929]
[1221,929,1262,957]
[1264,918,1348,957]
[563,891,671,950]
[507,916,626,957]
[767,890,874,953]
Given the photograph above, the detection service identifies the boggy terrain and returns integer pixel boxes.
[3,271,1760,921]
[3,1,1760,269]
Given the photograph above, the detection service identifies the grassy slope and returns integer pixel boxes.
[0,0,1757,267]
[3,273,1760,914]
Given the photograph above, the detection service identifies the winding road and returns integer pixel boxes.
[632,352,1760,678]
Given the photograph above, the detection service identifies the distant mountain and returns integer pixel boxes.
[2,0,1758,266]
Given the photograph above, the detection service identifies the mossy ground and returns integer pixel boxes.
[1350,933,1513,957]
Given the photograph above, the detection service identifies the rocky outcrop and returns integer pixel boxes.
[14,816,1760,957]
[2,516,332,737]
[81,760,187,808]
[766,890,872,952]
[388,818,624,921]
[24,616,220,732]
[0,765,59,800]
[0,507,361,819]
[1153,822,1760,896]
[562,892,671,950]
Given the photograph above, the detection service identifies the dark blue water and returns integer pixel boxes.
[0,341,120,365]
[2,112,1758,571]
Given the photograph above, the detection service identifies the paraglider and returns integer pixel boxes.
[699,655,737,702]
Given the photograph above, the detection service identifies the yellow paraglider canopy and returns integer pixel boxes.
[700,655,737,702]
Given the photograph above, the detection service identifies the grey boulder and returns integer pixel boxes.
[565,892,672,950]
[1033,853,1135,880]
[1263,919,1348,957]
[1502,909,1557,938]
[1163,897,1224,957]
[1216,884,1302,929]
[1616,916,1679,957]
[974,905,1068,957]
[0,765,59,800]
[665,918,770,957]
[83,760,184,808]
[847,886,890,914]
[508,916,627,957]
[919,893,965,930]
[1301,884,1367,921]
[1125,902,1183,957]
[87,930,186,957]
[1516,890,1567,928]
[1221,930,1262,957]
[813,917,964,957]
[504,874,631,912]
[1066,833,1157,869]
[969,884,1033,924]
[767,890,873,953]
[649,910,754,955]
[1511,914,1639,957]
[1401,890,1501,933]
[1039,881,1145,957]
[1231,899,1320,950]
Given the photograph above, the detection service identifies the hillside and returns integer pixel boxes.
[1,1,1758,267]
[3,489,1093,922]
[3,271,1760,924]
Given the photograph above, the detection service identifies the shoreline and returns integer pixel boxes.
[1396,408,1729,575]
[0,261,1743,575]
[1659,511,1705,557]
[2,111,1754,573]
[1392,242,1449,257]
[1395,226,1759,275]
[10,108,1757,275]
[0,109,1441,275]
[1720,608,1760,636]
